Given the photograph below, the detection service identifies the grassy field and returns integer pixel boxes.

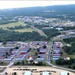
[0,21,35,32]
[14,28,34,32]
[0,21,26,29]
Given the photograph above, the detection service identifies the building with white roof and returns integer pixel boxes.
[24,71,31,75]
[42,71,49,75]
[52,57,59,60]
[60,71,69,75]
[56,28,63,31]
[36,58,44,61]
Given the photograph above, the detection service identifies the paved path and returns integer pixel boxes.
[46,60,75,72]
[31,26,47,38]
[0,62,14,75]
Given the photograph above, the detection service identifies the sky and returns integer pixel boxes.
[0,0,75,9]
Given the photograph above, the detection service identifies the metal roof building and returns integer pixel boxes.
[42,71,49,75]
[60,71,68,75]
[24,71,31,75]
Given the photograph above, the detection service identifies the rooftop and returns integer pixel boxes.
[60,71,68,75]
[24,71,31,75]
[42,71,49,75]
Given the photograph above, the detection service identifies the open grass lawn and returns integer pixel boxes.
[0,21,26,29]
[0,21,35,32]
[14,28,34,32]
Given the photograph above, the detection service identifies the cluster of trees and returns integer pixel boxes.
[62,26,75,30]
[63,37,75,43]
[14,61,48,66]
[0,61,8,65]
[3,49,13,58]
[0,5,75,20]
[63,46,72,54]
[0,15,13,20]
[0,20,18,25]
[0,28,61,42]
[42,29,61,40]
[33,61,49,66]
[0,26,61,42]
[33,23,50,29]
[25,22,61,41]
[42,44,47,49]
[63,37,75,54]
[0,62,4,65]
[7,25,25,30]
[0,28,46,42]
[25,22,48,30]
[63,42,75,54]
[34,24,44,29]
[55,58,75,69]
[7,25,31,30]
[5,72,17,75]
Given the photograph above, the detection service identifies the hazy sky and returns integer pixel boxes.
[0,1,75,9]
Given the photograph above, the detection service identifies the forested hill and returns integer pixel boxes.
[0,4,75,20]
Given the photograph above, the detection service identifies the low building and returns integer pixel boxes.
[42,71,49,75]
[52,57,59,61]
[38,54,45,58]
[24,71,32,75]
[56,28,63,31]
[36,58,44,61]
[39,48,46,54]
[60,71,69,75]
[15,54,26,61]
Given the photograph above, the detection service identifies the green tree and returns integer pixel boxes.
[21,60,24,65]
[71,64,75,69]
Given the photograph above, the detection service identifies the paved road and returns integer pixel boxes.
[0,66,7,67]
[47,42,52,61]
[46,60,75,72]
[0,62,14,75]
[31,26,47,38]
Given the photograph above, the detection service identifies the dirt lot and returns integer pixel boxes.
[5,66,75,75]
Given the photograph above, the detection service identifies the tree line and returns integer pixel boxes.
[63,37,75,43]
[0,20,18,25]
[63,37,75,54]
[42,29,61,40]
[0,28,46,42]
[55,58,75,69]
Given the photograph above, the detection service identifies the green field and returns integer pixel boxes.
[14,28,34,32]
[0,21,35,32]
[0,21,26,29]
